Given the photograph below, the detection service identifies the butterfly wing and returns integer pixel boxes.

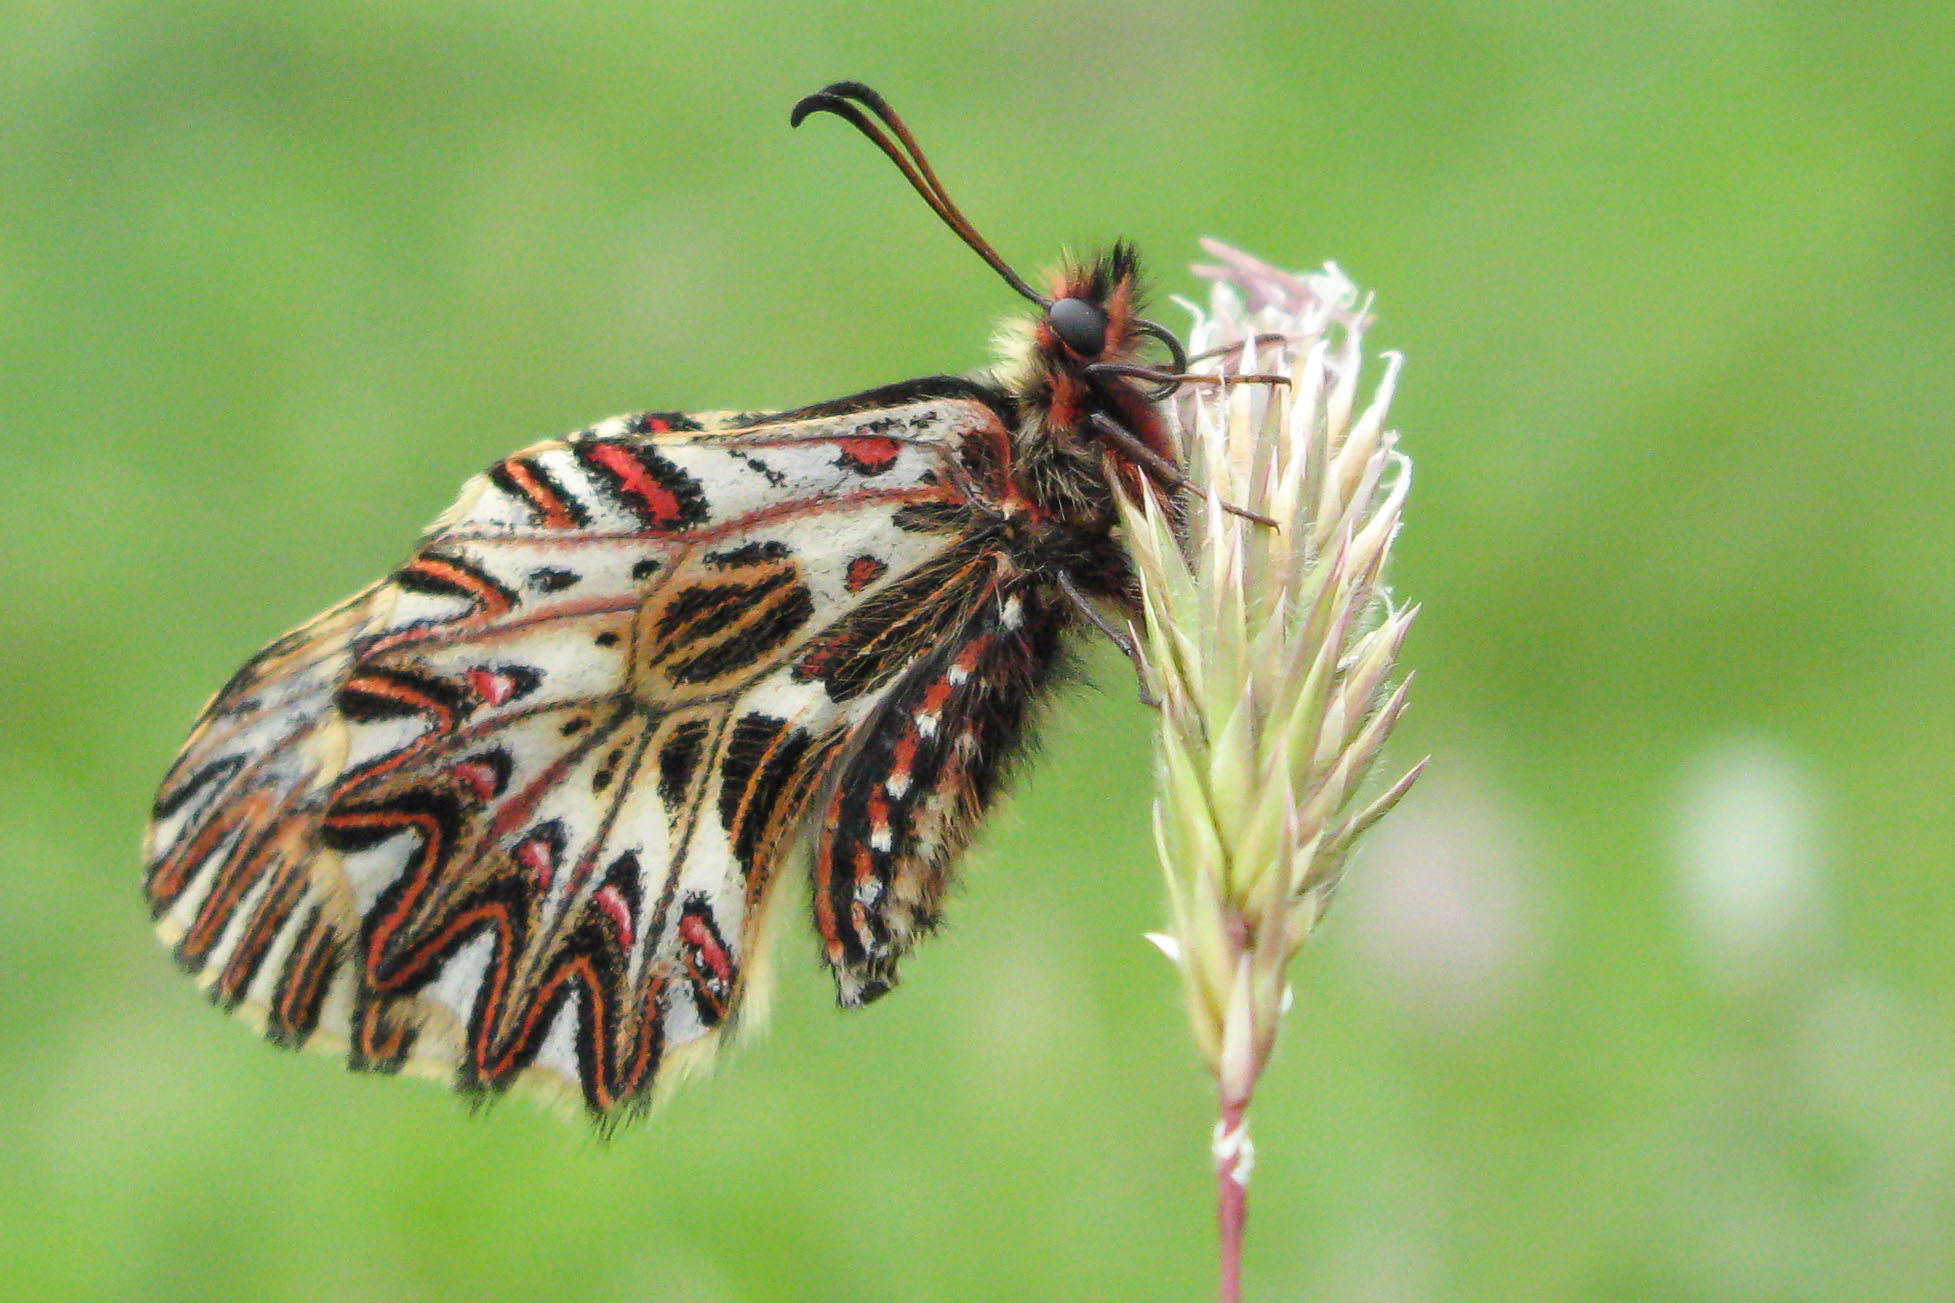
[144,382,1036,1117]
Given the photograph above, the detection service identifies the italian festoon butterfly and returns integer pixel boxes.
[144,82,1239,1119]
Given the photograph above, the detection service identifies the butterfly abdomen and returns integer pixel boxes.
[813,577,1069,1006]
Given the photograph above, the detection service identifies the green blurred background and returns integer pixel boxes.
[5,2,1952,1299]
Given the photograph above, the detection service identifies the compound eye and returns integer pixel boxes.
[1047,296,1109,357]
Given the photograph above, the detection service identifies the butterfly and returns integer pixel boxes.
[143,82,1248,1121]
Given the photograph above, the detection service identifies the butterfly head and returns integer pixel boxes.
[1032,243,1188,380]
[1038,245,1134,365]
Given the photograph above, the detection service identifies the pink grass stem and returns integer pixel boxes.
[1216,1096,1250,1303]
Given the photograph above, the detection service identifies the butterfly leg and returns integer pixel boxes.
[1055,567,1157,708]
[811,583,1062,1005]
[1086,411,1278,529]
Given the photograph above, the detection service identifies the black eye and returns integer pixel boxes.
[1047,297,1108,357]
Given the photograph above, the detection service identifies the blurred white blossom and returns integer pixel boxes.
[1672,736,1831,990]
[1344,768,1550,1029]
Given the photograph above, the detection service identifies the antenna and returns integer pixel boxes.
[791,82,1048,307]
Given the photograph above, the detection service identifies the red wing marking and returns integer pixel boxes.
[180,843,272,958]
[149,785,270,912]
[678,903,735,1024]
[466,667,525,707]
[451,761,499,803]
[491,459,589,530]
[592,885,633,949]
[319,803,458,969]
[866,790,893,849]
[575,442,711,530]
[888,735,919,796]
[375,898,508,1002]
[581,443,687,524]
[836,436,902,475]
[397,556,516,618]
[845,555,888,592]
[338,671,462,729]
[215,866,309,1005]
[357,1000,417,1068]
[473,957,666,1112]
[920,677,955,717]
[513,827,560,893]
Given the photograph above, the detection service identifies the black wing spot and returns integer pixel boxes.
[663,583,815,685]
[706,540,792,569]
[729,449,788,487]
[719,714,789,837]
[657,720,712,808]
[654,579,778,643]
[593,746,627,794]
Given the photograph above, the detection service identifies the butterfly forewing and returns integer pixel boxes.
[144,387,1032,1115]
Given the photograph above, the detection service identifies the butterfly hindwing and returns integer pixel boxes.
[144,383,1039,1117]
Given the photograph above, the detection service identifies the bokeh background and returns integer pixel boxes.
[5,2,1953,1299]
